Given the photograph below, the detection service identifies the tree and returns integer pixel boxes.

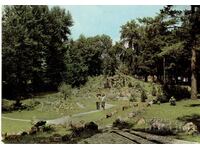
[2,5,73,99]
[45,6,73,89]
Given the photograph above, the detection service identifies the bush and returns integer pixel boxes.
[2,99,15,112]
[58,82,72,100]
[128,82,133,87]
[162,83,190,101]
[129,93,137,102]
[135,82,142,89]
[156,93,168,103]
[141,90,147,102]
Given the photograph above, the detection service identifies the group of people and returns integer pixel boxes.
[96,93,106,110]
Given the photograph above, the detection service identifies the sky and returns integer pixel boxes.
[55,5,164,42]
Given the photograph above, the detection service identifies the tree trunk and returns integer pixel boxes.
[191,48,197,99]
[191,6,198,100]
[144,75,148,82]
[163,57,166,84]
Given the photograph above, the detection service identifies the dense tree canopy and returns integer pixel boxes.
[2,5,73,99]
[2,5,200,100]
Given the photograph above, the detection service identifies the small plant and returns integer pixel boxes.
[129,93,137,102]
[58,82,72,100]
[141,90,147,102]
[128,82,133,87]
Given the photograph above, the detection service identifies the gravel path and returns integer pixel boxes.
[2,116,31,122]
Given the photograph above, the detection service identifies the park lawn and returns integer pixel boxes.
[2,118,32,134]
[132,99,200,143]
[140,99,200,123]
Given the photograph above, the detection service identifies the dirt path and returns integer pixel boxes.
[2,116,31,122]
[76,102,85,109]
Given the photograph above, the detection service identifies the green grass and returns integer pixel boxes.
[132,99,200,143]
[2,118,32,134]
[2,74,200,143]
[140,99,200,123]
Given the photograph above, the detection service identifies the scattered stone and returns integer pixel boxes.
[106,111,117,118]
[29,126,37,135]
[182,122,198,135]
[152,99,157,104]
[84,122,98,132]
[149,119,172,135]
[38,126,44,132]
[133,103,139,107]
[147,101,153,107]
[128,112,136,118]
[137,118,146,125]
[70,121,84,130]
[50,134,62,142]
[106,112,112,118]
[5,134,21,141]
[34,120,46,128]
[62,134,70,141]
[122,105,129,111]
[21,131,28,136]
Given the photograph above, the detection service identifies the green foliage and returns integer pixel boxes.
[162,84,190,101]
[58,82,72,100]
[141,90,147,102]
[129,93,137,102]
[152,85,157,96]
[2,5,73,99]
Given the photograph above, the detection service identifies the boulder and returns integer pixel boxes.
[183,122,198,135]
[137,118,146,125]
[62,134,70,141]
[34,120,46,128]
[149,120,172,135]
[147,101,153,107]
[50,134,62,142]
[128,112,136,118]
[29,126,37,135]
[38,126,44,132]
[21,131,28,136]
[106,112,112,118]
[84,122,98,132]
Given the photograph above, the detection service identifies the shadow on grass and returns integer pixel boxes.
[185,104,200,107]
[177,114,200,131]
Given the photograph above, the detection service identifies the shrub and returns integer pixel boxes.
[129,93,137,102]
[2,99,15,112]
[141,90,147,102]
[128,82,133,87]
[156,93,168,103]
[162,83,190,101]
[135,82,141,89]
[58,82,72,100]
